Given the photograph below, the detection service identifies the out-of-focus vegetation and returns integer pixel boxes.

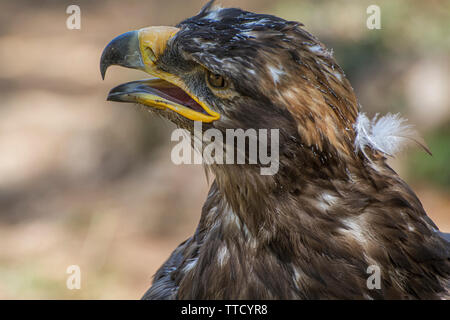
[0,0,448,299]
[408,123,450,188]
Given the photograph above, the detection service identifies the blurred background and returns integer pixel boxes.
[0,0,448,299]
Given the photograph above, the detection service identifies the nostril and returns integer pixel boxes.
[145,47,157,63]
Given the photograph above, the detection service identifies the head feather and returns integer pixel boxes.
[198,0,220,16]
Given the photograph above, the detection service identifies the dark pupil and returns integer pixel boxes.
[210,73,224,88]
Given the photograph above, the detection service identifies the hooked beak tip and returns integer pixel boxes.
[99,30,143,80]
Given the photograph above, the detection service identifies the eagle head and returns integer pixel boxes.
[100,0,360,164]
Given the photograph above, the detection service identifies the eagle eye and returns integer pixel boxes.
[206,71,228,89]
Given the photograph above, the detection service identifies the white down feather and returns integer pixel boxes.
[354,113,429,157]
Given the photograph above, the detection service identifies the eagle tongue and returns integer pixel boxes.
[155,86,206,114]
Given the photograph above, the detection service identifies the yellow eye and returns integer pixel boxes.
[207,71,228,89]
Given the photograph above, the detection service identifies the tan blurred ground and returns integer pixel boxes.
[0,0,448,299]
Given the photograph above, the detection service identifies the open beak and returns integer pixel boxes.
[100,27,220,123]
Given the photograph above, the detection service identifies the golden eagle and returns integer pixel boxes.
[100,1,449,299]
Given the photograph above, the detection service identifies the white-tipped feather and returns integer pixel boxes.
[354,113,430,157]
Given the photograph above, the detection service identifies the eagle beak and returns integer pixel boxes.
[100,30,145,80]
[100,27,220,123]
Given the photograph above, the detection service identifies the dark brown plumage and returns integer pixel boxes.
[101,1,449,299]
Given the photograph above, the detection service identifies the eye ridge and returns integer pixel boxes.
[207,71,228,89]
